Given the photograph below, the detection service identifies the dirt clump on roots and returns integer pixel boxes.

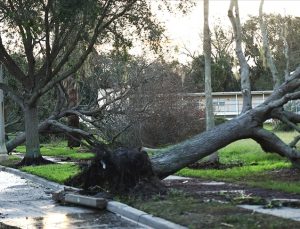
[66,146,167,198]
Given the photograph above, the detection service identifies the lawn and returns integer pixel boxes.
[21,164,80,184]
[16,143,95,160]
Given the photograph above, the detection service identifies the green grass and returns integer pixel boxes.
[16,144,95,160]
[21,164,80,184]
[178,162,291,181]
[248,180,300,194]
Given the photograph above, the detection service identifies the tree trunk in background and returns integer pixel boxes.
[228,0,252,113]
[64,77,81,148]
[203,0,218,163]
[259,0,281,89]
[282,24,290,81]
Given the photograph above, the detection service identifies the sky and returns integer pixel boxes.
[144,0,300,64]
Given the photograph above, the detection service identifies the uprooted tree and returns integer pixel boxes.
[2,0,300,193]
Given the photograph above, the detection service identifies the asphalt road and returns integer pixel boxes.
[0,171,145,229]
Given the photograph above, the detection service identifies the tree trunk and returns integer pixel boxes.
[64,77,81,148]
[203,0,218,163]
[151,67,300,178]
[18,103,46,165]
[228,0,252,113]
[151,114,252,178]
[67,114,81,148]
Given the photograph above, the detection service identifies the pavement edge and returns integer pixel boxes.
[0,165,187,229]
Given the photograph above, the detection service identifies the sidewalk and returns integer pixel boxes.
[0,171,144,229]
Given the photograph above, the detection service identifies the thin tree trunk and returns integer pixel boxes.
[228,0,252,113]
[281,22,290,81]
[203,0,218,162]
[259,0,281,89]
[64,77,81,148]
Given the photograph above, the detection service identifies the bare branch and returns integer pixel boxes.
[228,0,251,112]
[259,0,280,89]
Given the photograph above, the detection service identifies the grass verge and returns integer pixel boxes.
[129,191,300,229]
[20,164,80,184]
[16,145,94,160]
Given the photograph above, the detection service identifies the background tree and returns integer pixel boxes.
[186,24,239,93]
[228,0,252,113]
[243,14,300,90]
[0,0,164,165]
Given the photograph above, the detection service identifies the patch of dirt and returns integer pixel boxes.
[187,161,243,170]
[164,177,300,203]
[16,156,54,167]
[263,168,300,182]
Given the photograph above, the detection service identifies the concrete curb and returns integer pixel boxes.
[107,201,187,229]
[0,165,188,229]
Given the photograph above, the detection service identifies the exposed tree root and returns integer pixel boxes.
[66,146,166,196]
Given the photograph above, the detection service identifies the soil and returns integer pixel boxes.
[163,175,300,203]
[264,168,300,182]
[187,161,243,170]
[16,156,54,167]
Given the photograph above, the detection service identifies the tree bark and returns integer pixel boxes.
[228,0,252,113]
[151,114,252,178]
[203,0,218,162]
[23,103,42,159]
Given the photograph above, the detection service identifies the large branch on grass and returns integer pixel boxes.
[151,114,254,178]
[151,67,300,177]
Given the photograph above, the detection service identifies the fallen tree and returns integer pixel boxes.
[4,0,300,193]
[6,66,300,192]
